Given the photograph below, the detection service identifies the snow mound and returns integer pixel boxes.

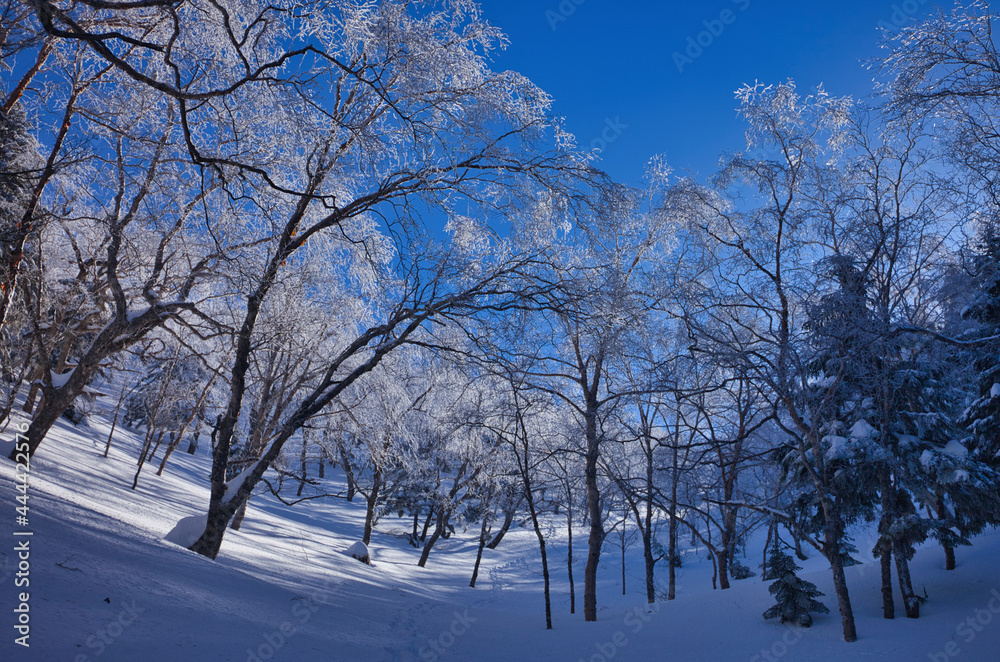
[344,541,371,565]
[164,515,207,548]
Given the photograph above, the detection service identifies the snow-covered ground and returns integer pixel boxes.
[2,410,999,661]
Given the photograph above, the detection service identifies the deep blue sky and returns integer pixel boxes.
[478,0,938,185]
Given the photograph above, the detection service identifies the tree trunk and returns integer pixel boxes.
[894,540,920,619]
[486,504,516,550]
[22,381,39,415]
[878,465,896,619]
[363,469,382,546]
[337,440,355,502]
[297,431,309,497]
[536,533,553,630]
[762,520,774,582]
[421,505,435,543]
[470,515,491,588]
[792,525,807,561]
[718,498,738,591]
[132,429,165,490]
[880,552,894,619]
[103,400,122,459]
[157,431,186,476]
[187,430,199,455]
[14,382,70,458]
[147,430,168,464]
[583,404,603,622]
[933,495,956,570]
[189,501,238,559]
[230,498,250,531]
[621,532,627,596]
[717,539,731,590]
[642,433,656,604]
[567,502,576,614]
[821,495,858,642]
[524,481,552,629]
[418,508,449,567]
[943,538,956,571]
[668,437,680,600]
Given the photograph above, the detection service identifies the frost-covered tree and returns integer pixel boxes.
[468,174,685,621]
[179,0,587,560]
[690,80,863,642]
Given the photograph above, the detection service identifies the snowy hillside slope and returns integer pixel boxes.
[2,410,1000,661]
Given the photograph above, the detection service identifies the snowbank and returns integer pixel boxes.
[344,540,371,565]
[164,514,207,548]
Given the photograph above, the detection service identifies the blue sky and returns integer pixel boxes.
[478,0,938,185]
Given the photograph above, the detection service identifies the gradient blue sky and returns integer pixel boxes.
[478,0,938,185]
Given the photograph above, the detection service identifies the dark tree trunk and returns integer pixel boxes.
[821,495,858,642]
[523,477,552,629]
[933,495,956,570]
[337,441,355,501]
[147,431,168,464]
[762,520,774,582]
[567,502,576,614]
[621,531,627,596]
[103,401,122,459]
[189,502,238,559]
[132,429,166,490]
[792,526,807,561]
[583,403,603,622]
[297,431,309,497]
[717,539,731,590]
[418,507,449,567]
[878,465,896,619]
[486,504,516,550]
[363,469,382,546]
[943,538,956,571]
[22,382,39,415]
[894,540,920,618]
[157,431,188,476]
[880,551,895,620]
[668,441,680,601]
[420,506,435,543]
[186,430,199,455]
[536,534,553,629]
[470,515,491,588]
[230,498,250,531]
[642,431,656,604]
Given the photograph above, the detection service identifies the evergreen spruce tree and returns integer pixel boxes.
[763,542,830,627]
[959,219,1000,467]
